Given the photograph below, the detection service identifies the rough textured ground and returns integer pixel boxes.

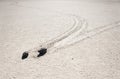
[0,0,120,79]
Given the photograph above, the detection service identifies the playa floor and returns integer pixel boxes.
[0,0,120,79]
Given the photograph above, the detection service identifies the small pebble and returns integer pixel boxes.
[22,52,29,59]
[72,58,74,60]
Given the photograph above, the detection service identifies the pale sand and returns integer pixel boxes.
[0,0,120,79]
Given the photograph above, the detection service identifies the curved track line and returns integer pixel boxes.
[53,17,87,48]
[45,15,87,48]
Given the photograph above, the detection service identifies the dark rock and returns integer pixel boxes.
[37,48,47,57]
[22,52,29,59]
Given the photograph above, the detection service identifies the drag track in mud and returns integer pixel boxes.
[13,2,120,58]
[26,14,120,58]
